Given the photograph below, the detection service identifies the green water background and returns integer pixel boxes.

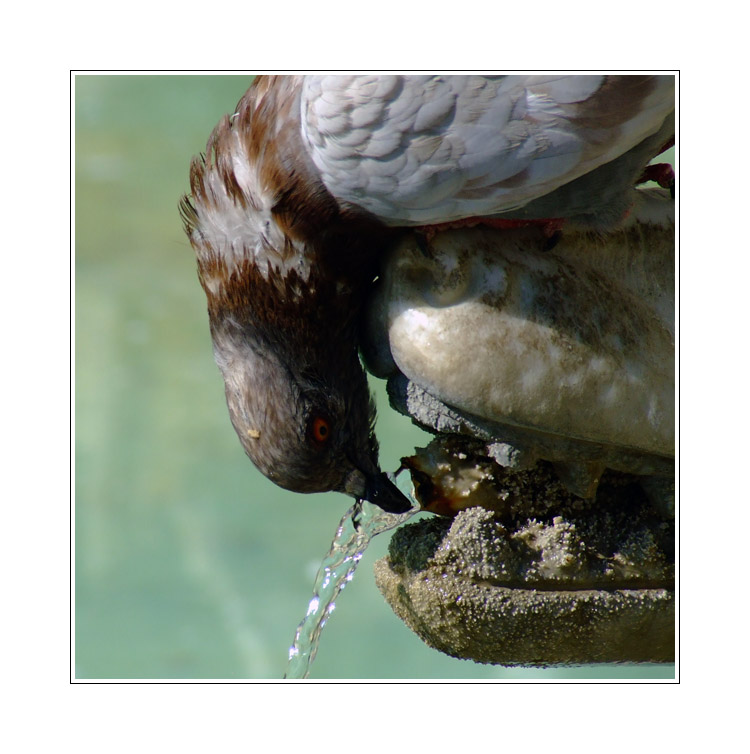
[74,75,674,679]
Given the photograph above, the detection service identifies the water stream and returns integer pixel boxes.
[284,473,417,679]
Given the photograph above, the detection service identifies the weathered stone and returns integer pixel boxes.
[375,487,675,666]
[365,188,675,666]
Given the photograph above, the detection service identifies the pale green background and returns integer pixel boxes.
[74,75,674,679]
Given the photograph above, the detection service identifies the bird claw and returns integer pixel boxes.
[638,162,675,192]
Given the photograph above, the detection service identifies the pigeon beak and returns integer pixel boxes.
[344,468,413,514]
[364,472,413,513]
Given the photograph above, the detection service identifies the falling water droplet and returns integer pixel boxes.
[284,474,416,679]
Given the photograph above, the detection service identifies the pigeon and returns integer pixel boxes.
[180,74,675,513]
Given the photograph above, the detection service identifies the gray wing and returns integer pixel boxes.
[299,75,675,225]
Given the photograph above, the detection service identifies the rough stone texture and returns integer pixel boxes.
[374,404,675,666]
[375,489,675,666]
[365,192,675,665]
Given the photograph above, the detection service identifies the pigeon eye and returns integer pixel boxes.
[310,416,331,445]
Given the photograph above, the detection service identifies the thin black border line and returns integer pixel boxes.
[70,70,679,684]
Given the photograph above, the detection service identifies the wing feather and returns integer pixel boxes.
[299,75,674,225]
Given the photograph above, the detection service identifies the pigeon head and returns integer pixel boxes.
[218,338,377,499]
[205,262,408,511]
[180,78,411,513]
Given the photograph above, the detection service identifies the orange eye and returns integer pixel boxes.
[311,416,331,444]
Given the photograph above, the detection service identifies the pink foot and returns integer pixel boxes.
[420,215,565,241]
[638,162,675,189]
